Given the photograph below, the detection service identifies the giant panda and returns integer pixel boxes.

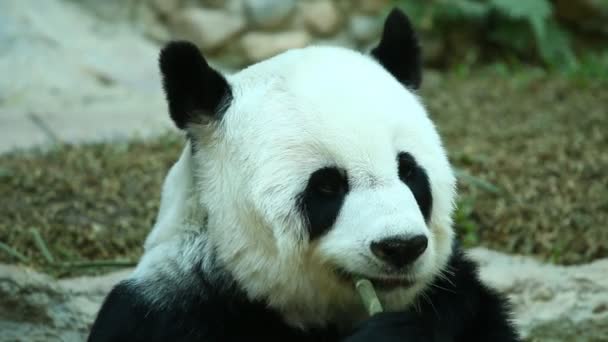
[88,8,521,342]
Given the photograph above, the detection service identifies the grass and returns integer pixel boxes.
[0,134,184,277]
[1,68,606,278]
[423,67,608,265]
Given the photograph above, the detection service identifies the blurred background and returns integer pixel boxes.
[0,0,606,341]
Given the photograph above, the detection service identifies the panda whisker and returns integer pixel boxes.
[430,283,457,294]
[435,268,456,288]
[412,296,422,314]
[420,291,440,320]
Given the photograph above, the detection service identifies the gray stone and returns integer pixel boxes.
[0,111,51,155]
[0,264,131,342]
[65,0,134,22]
[133,1,172,42]
[300,0,343,36]
[169,8,246,51]
[2,249,608,341]
[240,30,312,63]
[355,0,390,14]
[149,0,182,15]
[36,100,174,146]
[243,0,296,29]
[199,0,227,8]
[348,14,383,44]
[468,248,608,342]
[0,0,172,154]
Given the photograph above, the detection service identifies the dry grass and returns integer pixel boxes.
[0,134,183,277]
[423,68,608,265]
[0,69,606,277]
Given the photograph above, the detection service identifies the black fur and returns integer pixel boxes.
[299,167,349,240]
[87,279,340,342]
[371,8,422,90]
[397,152,433,222]
[87,243,521,342]
[159,41,232,130]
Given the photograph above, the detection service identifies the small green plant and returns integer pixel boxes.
[394,0,577,69]
[454,196,480,247]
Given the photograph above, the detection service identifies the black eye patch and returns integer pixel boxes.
[298,167,349,240]
[397,152,432,222]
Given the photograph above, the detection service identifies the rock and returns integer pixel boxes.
[240,31,312,63]
[1,249,607,341]
[133,1,172,42]
[66,0,133,22]
[355,0,390,14]
[199,0,227,8]
[300,0,343,36]
[149,0,182,15]
[0,0,173,153]
[348,14,383,44]
[0,264,132,341]
[467,248,608,342]
[243,0,296,29]
[169,8,246,52]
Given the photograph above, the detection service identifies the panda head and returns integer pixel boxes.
[158,8,456,327]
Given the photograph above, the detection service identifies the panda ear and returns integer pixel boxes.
[159,41,232,130]
[371,8,422,90]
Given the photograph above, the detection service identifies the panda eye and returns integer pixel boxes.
[309,167,348,197]
[300,166,349,240]
[398,152,416,181]
[316,182,342,196]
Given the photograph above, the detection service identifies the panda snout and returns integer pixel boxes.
[370,235,428,269]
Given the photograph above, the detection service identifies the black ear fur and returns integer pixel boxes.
[371,8,422,90]
[159,41,232,130]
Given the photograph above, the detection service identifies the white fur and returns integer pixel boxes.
[139,45,457,330]
[144,143,207,251]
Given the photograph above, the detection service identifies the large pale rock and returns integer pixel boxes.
[243,0,296,29]
[355,0,390,14]
[199,0,227,9]
[468,248,608,342]
[0,0,174,153]
[149,0,182,15]
[169,8,246,51]
[133,1,172,42]
[0,264,132,342]
[2,249,607,341]
[240,31,312,63]
[348,14,383,43]
[66,0,135,22]
[300,0,343,36]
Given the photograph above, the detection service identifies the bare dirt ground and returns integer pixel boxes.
[1,69,606,277]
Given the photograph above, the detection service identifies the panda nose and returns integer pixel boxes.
[370,235,428,268]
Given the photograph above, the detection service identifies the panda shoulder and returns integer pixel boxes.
[144,143,207,251]
[88,233,229,342]
[133,231,224,301]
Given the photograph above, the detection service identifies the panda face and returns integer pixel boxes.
[158,8,456,327]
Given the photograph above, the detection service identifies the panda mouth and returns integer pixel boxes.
[334,268,414,291]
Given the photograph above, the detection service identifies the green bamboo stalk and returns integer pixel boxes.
[0,242,30,263]
[30,228,55,264]
[355,278,383,316]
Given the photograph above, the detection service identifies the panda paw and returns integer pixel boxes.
[344,311,440,342]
